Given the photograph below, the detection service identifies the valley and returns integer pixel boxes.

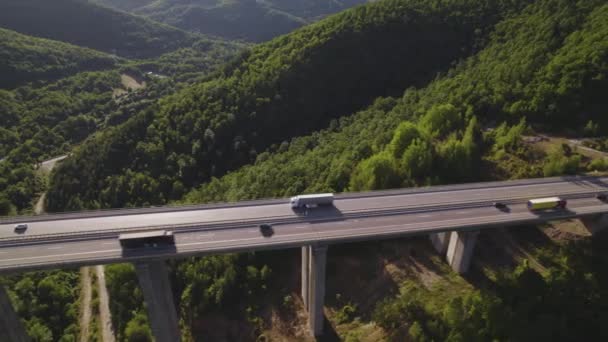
[1,0,608,341]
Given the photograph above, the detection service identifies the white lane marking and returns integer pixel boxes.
[418,214,431,218]
[196,233,216,238]
[1,249,121,263]
[180,232,316,247]
[1,205,599,265]
[456,211,470,215]
[101,242,114,245]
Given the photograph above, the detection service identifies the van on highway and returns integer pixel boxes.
[290,193,334,209]
[527,197,567,211]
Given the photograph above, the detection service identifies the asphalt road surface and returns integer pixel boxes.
[1,176,608,272]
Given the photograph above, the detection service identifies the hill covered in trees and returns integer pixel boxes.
[0,28,119,89]
[93,0,369,42]
[0,30,243,216]
[184,0,608,202]
[46,0,519,210]
[0,0,197,58]
[5,0,608,341]
[108,1,608,339]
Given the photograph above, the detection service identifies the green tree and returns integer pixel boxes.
[124,312,152,342]
[420,104,461,138]
[543,147,581,176]
[349,152,399,191]
[388,122,421,159]
[400,138,433,180]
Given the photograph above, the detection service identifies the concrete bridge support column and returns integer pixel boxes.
[301,245,328,337]
[581,214,608,235]
[430,232,450,256]
[446,230,479,274]
[301,246,310,310]
[0,286,30,342]
[134,261,181,342]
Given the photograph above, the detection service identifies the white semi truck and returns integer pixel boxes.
[290,193,334,208]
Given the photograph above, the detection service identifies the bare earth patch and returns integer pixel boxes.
[541,219,592,242]
[96,265,116,342]
[79,267,92,342]
[112,74,146,99]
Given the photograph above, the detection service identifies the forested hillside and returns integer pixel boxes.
[142,1,608,339]
[0,0,196,58]
[0,28,118,89]
[185,0,608,202]
[4,0,608,341]
[0,35,242,216]
[133,38,246,83]
[47,0,520,211]
[0,271,80,341]
[94,0,370,42]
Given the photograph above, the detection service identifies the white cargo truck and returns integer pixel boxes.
[290,193,334,208]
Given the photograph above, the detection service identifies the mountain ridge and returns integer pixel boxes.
[0,27,118,89]
[0,0,198,58]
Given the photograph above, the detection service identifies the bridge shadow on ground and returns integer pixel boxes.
[321,236,448,336]
[464,223,571,289]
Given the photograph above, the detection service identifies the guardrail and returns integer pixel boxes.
[2,203,608,274]
[1,189,605,247]
[2,175,606,224]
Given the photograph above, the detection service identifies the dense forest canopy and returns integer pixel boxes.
[0,28,118,89]
[46,0,524,211]
[0,16,243,216]
[185,0,608,203]
[0,0,198,58]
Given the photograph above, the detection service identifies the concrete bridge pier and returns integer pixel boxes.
[0,286,30,342]
[301,246,310,309]
[580,214,608,235]
[301,244,328,337]
[446,230,479,274]
[430,232,450,256]
[134,260,181,342]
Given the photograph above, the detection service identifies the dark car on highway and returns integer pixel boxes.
[260,224,274,237]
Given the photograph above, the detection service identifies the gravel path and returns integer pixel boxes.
[96,265,116,342]
[79,267,92,342]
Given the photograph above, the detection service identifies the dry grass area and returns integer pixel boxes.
[526,134,606,160]
[542,219,592,240]
[474,219,595,282]
[112,74,146,98]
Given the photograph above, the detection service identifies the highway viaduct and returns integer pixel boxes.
[2,176,608,341]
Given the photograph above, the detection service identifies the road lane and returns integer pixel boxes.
[1,176,607,240]
[0,196,605,272]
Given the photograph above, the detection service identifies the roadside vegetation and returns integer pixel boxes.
[0,270,81,341]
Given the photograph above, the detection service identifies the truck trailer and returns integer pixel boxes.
[527,197,567,211]
[290,193,334,208]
